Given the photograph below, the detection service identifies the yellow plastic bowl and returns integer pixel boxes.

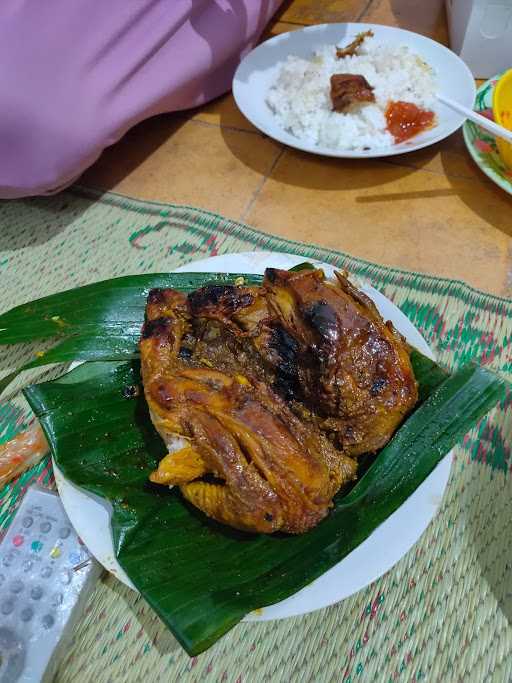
[493,69,512,170]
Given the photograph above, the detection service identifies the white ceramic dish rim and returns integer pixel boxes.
[232,22,477,158]
[53,251,452,622]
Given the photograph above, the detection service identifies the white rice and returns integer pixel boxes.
[266,37,436,150]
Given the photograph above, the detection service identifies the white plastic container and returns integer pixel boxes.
[446,0,512,78]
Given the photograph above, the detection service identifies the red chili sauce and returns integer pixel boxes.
[385,101,435,143]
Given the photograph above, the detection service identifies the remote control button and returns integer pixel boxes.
[69,551,81,565]
[59,526,71,539]
[60,569,72,585]
[22,516,33,528]
[51,592,63,607]
[30,586,43,600]
[20,606,34,622]
[1,600,14,615]
[2,552,15,567]
[0,627,26,681]
[22,560,33,572]
[42,614,55,629]
[31,540,43,553]
[50,545,62,559]
[41,566,53,579]
[12,534,24,547]
[40,521,52,533]
[10,580,24,594]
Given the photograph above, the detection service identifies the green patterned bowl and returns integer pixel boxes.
[463,72,512,195]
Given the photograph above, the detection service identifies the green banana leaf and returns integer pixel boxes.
[23,356,506,655]
[2,267,506,653]
[0,272,263,394]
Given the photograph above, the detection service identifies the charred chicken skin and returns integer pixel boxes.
[140,268,417,534]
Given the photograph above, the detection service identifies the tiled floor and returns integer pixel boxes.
[81,0,512,297]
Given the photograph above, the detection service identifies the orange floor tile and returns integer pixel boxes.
[81,0,512,297]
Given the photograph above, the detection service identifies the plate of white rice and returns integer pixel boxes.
[233,23,476,157]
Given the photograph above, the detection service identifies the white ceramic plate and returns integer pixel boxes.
[233,22,476,158]
[54,251,452,621]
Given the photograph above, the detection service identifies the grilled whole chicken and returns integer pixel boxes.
[140,267,417,534]
[140,287,356,534]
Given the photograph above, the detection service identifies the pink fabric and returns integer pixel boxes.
[0,1,282,198]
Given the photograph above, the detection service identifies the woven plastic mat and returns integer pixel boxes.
[1,188,511,682]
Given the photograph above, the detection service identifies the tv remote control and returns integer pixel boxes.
[0,486,102,682]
